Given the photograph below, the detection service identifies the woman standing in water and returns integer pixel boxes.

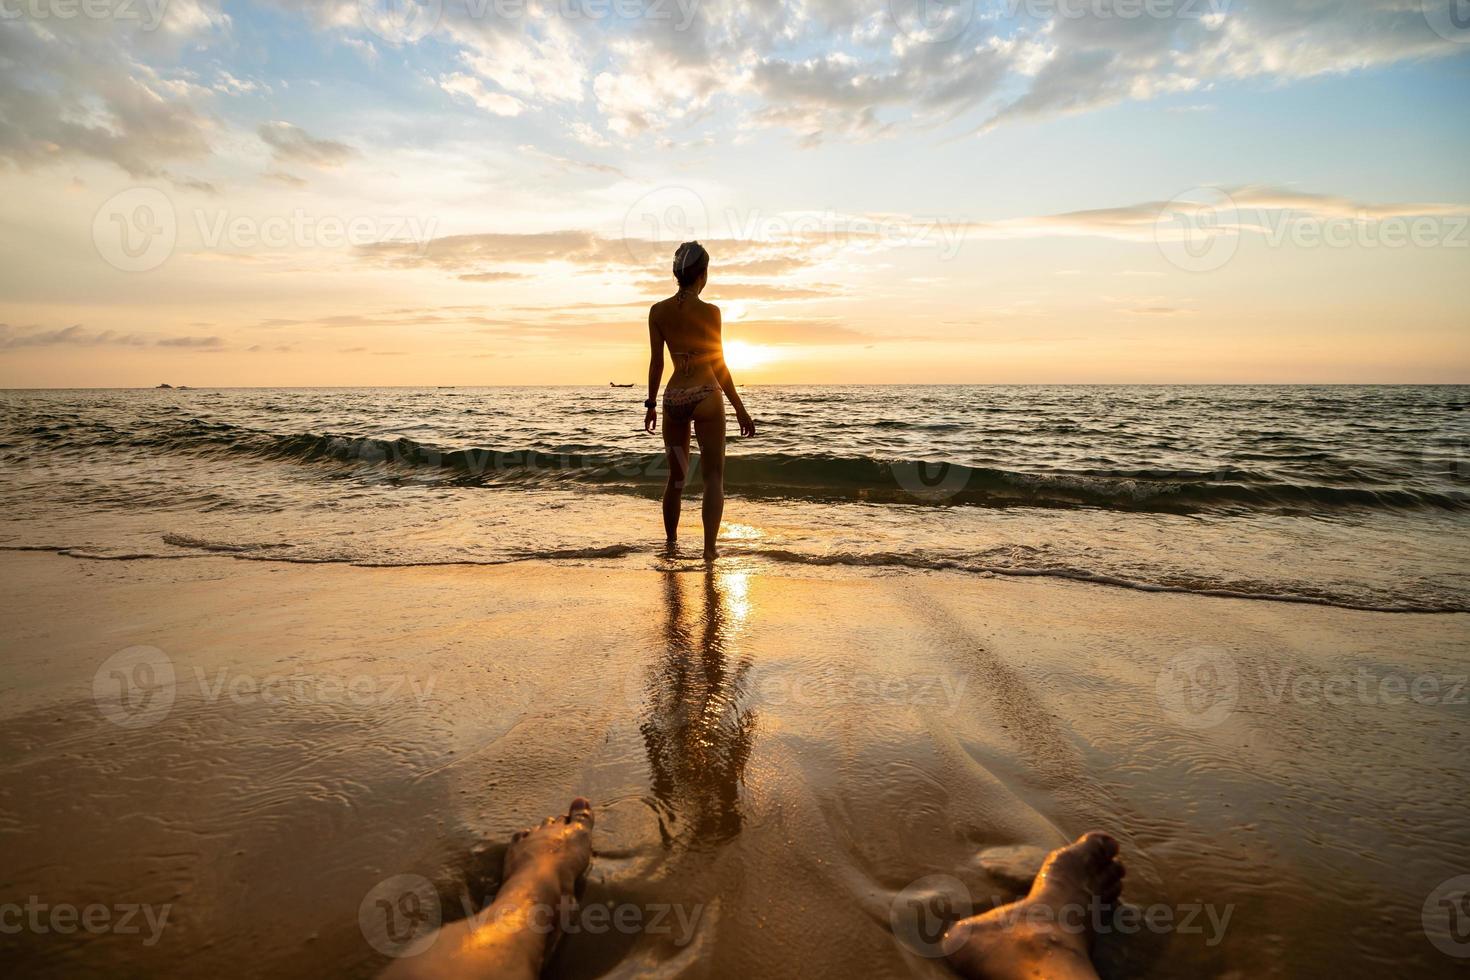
[644,242,756,559]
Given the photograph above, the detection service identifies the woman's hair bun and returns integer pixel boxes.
[673,241,709,288]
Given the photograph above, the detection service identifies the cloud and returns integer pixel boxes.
[439,73,524,116]
[1122,306,1193,316]
[0,324,148,349]
[728,318,883,346]
[261,309,524,330]
[343,0,1463,144]
[0,324,224,350]
[213,70,260,96]
[982,0,1463,129]
[349,185,1468,298]
[5,0,1463,188]
[341,37,378,65]
[5,0,1458,193]
[258,121,357,167]
[0,18,218,178]
[263,170,309,187]
[156,335,224,347]
[356,221,955,281]
[633,280,840,300]
[517,144,626,177]
[458,271,530,282]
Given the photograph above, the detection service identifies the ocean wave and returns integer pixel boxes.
[10,417,1467,515]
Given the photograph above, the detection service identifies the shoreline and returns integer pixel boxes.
[3,544,1463,616]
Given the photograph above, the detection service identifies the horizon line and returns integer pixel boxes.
[4,382,1470,391]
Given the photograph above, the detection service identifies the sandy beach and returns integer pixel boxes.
[2,550,1466,977]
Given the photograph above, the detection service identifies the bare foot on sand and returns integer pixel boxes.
[943,832,1124,980]
[703,546,719,561]
[383,798,594,980]
[504,797,595,907]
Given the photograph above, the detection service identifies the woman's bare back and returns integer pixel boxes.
[650,294,722,387]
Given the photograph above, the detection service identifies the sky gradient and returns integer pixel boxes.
[2,0,1469,386]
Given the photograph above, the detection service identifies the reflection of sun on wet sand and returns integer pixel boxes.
[1,551,1467,978]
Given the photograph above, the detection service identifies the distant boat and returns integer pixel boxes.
[156,383,173,389]
[610,383,635,388]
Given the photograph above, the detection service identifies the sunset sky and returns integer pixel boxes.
[2,0,1468,386]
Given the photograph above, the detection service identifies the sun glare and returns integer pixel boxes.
[723,340,774,371]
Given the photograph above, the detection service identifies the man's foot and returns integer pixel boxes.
[703,545,719,560]
[380,799,594,980]
[503,797,595,909]
[942,832,1124,980]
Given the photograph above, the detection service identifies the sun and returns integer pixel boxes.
[722,339,774,371]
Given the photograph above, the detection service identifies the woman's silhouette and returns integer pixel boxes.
[644,242,755,558]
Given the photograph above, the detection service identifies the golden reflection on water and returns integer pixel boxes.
[639,568,755,847]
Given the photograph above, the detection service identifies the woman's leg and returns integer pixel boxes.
[692,393,727,559]
[662,411,692,544]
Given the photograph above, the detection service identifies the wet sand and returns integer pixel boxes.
[1,551,1467,978]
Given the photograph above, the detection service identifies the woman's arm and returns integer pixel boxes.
[645,309,663,434]
[711,307,755,437]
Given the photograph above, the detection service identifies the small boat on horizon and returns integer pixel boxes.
[610,383,635,388]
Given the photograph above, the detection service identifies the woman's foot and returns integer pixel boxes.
[942,832,1124,980]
